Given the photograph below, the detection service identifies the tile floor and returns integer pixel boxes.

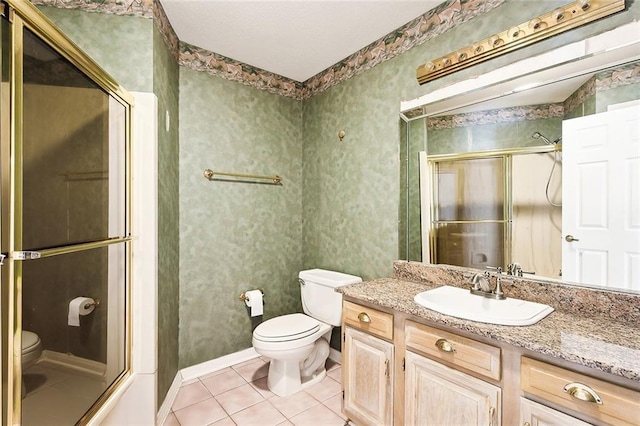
[21,360,106,425]
[164,357,347,426]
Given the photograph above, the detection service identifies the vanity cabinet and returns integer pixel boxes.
[341,298,640,426]
[405,351,501,426]
[520,397,593,426]
[342,302,394,426]
[521,357,640,426]
[404,320,501,426]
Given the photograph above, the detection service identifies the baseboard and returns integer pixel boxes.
[156,371,183,426]
[40,350,106,377]
[329,348,342,364]
[180,347,260,381]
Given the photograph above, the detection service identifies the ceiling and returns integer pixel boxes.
[161,1,443,82]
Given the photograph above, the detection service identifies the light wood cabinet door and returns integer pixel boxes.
[343,327,394,426]
[520,397,593,426]
[405,351,501,426]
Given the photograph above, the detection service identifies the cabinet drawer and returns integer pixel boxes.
[343,301,393,340]
[521,357,640,426]
[405,320,501,381]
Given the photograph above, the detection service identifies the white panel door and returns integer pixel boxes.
[562,105,640,290]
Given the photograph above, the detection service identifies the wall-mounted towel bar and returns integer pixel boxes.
[203,168,282,185]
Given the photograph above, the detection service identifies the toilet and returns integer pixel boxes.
[252,269,361,397]
[22,330,42,370]
[21,330,42,398]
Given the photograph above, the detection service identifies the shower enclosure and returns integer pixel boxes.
[1,2,133,424]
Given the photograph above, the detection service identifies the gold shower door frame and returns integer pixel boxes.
[428,146,558,270]
[429,154,512,270]
[0,1,134,424]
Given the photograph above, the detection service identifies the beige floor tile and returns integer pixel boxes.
[173,398,228,426]
[249,376,276,399]
[231,400,286,426]
[199,367,233,380]
[304,376,341,402]
[327,366,341,383]
[269,391,320,419]
[232,357,264,369]
[277,421,294,426]
[289,403,345,426]
[215,383,264,415]
[163,412,180,426]
[233,358,269,382]
[210,416,237,425]
[323,394,346,420]
[172,380,212,411]
[201,368,246,396]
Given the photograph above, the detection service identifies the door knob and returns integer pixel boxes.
[565,234,580,242]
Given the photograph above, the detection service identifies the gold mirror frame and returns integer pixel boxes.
[416,0,625,84]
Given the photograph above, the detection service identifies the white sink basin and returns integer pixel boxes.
[413,285,554,326]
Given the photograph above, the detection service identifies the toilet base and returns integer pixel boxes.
[267,359,327,397]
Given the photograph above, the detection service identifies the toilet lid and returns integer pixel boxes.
[22,331,40,352]
[253,313,321,342]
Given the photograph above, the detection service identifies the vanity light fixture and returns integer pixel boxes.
[416,0,624,85]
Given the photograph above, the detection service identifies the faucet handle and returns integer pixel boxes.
[495,275,512,299]
[486,265,503,274]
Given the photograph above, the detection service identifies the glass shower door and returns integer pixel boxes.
[0,8,132,424]
[431,157,509,269]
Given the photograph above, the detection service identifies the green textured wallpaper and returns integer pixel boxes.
[37,6,153,92]
[178,68,303,367]
[153,25,180,406]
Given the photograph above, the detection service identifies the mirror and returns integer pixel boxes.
[399,22,640,292]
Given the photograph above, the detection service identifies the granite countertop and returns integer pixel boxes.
[338,277,640,382]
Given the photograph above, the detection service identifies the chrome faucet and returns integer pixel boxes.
[469,267,507,300]
[470,271,492,292]
[506,262,535,277]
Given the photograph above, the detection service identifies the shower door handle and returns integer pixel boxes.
[12,251,41,260]
[565,235,580,242]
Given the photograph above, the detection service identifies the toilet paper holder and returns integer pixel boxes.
[85,298,101,309]
[239,289,264,302]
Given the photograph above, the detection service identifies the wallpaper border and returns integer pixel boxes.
[32,0,506,100]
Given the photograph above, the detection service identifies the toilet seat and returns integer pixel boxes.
[22,330,40,354]
[253,313,320,342]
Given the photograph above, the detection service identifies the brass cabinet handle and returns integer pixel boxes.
[384,359,390,377]
[489,406,496,426]
[435,338,456,352]
[563,382,603,404]
[357,312,371,323]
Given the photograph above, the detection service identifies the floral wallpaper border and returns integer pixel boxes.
[427,103,564,129]
[32,0,506,100]
[31,0,153,17]
[424,60,640,129]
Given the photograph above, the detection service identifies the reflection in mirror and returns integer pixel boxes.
[399,23,640,292]
[426,148,561,279]
[20,26,128,425]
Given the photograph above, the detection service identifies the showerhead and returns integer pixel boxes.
[532,131,553,145]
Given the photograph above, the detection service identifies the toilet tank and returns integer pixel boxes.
[299,269,362,326]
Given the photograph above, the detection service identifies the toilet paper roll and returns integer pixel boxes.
[68,297,95,327]
[244,290,263,317]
